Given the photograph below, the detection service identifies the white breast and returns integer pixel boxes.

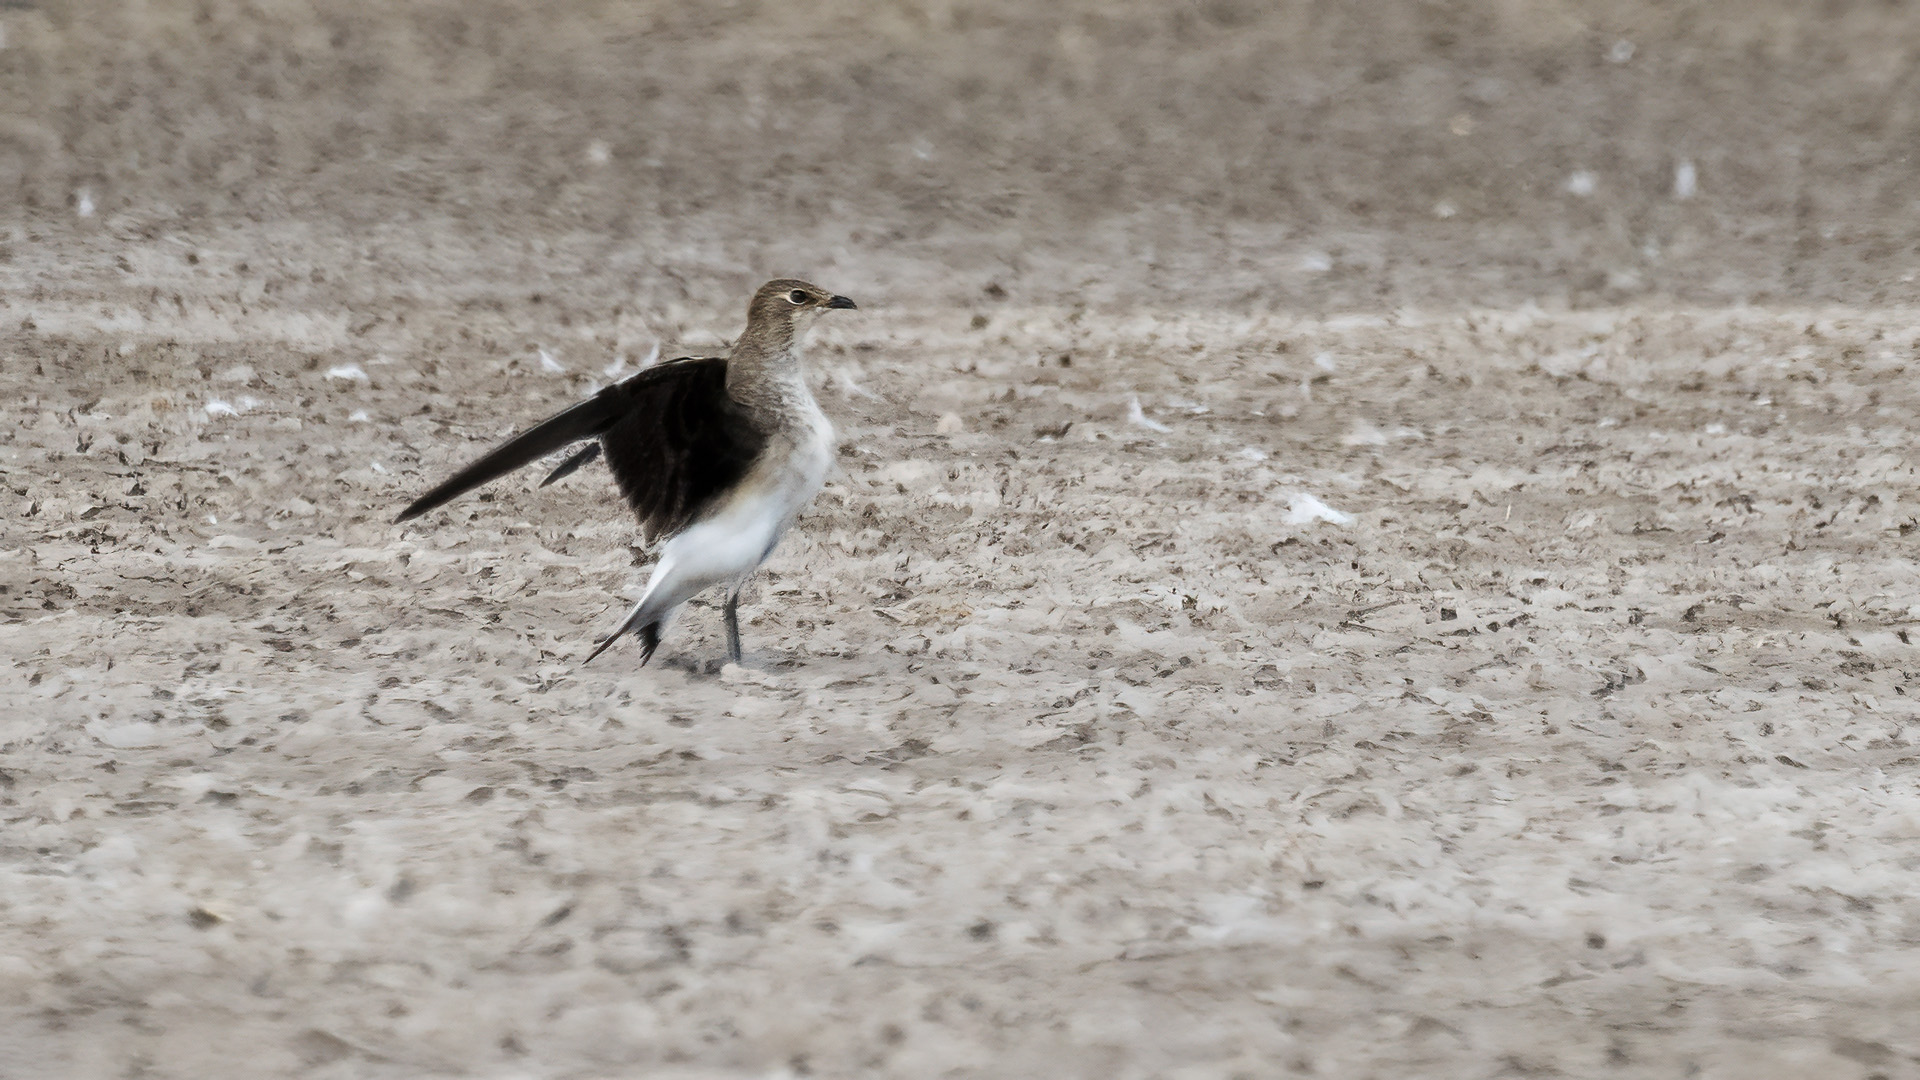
[651,385,833,594]
[786,393,836,504]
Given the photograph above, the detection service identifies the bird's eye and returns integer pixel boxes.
[787,289,809,305]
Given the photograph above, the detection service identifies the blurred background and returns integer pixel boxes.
[6,0,1917,312]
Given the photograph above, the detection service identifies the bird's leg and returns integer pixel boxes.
[723,590,744,665]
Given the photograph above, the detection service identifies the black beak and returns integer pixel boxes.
[827,295,858,310]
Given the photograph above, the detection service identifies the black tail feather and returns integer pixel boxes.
[395,394,620,522]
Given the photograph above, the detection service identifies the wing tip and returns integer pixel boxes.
[393,494,441,523]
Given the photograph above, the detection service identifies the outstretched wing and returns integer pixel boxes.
[395,356,766,538]
[597,357,767,539]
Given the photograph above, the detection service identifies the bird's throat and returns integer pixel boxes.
[725,338,814,417]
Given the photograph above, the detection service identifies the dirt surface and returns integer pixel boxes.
[5,3,1920,1079]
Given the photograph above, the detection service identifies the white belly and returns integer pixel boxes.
[595,379,836,655]
[653,401,832,592]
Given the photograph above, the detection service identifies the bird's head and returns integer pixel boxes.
[746,278,857,340]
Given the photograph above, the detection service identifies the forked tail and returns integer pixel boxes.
[584,617,661,666]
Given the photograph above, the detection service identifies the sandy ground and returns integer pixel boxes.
[8,286,1920,1079]
[6,2,1920,1078]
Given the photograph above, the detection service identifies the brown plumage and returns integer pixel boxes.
[396,278,858,666]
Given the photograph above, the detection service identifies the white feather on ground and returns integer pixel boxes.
[1127,393,1171,432]
[1283,492,1355,525]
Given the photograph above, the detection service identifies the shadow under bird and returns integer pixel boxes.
[395,278,858,666]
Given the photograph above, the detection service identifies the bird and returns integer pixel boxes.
[395,278,858,667]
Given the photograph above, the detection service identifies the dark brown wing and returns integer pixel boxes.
[395,390,622,522]
[395,357,765,533]
[596,357,767,539]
